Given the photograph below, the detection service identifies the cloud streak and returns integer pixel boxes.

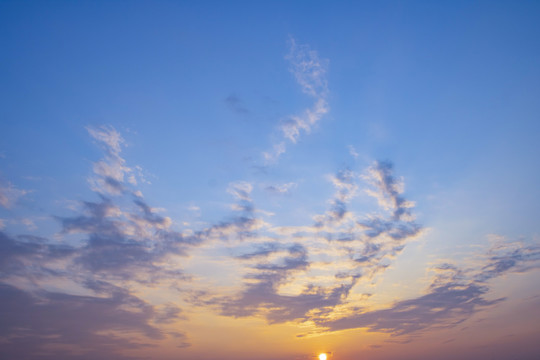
[319,239,540,337]
[263,39,329,163]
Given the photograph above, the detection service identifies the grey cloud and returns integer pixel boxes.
[225,94,249,114]
[476,242,540,282]
[236,242,281,259]
[104,175,125,193]
[366,161,414,221]
[57,197,194,282]
[0,181,30,208]
[0,282,167,359]
[210,162,422,326]
[319,240,540,337]
[133,198,171,227]
[315,168,357,227]
[265,182,297,195]
[359,217,422,241]
[322,281,500,335]
[316,163,421,282]
[154,303,185,324]
[60,197,119,235]
[354,242,382,263]
[212,243,355,324]
[0,231,75,278]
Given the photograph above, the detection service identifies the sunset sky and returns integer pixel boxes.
[1,1,540,359]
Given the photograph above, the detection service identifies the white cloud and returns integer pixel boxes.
[263,39,330,164]
[86,125,149,196]
[227,181,253,202]
[348,145,359,158]
[86,125,125,156]
[286,38,328,98]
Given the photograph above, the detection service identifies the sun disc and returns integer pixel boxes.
[319,354,327,360]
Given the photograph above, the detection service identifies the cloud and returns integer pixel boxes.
[319,239,540,337]
[263,39,329,164]
[227,181,253,202]
[265,182,297,195]
[0,181,30,208]
[225,94,249,114]
[56,196,194,283]
[0,128,197,356]
[87,125,125,155]
[286,37,329,98]
[191,162,423,327]
[0,231,75,279]
[263,142,286,163]
[363,161,415,221]
[86,125,134,195]
[348,145,359,158]
[0,281,177,359]
[213,242,355,324]
[198,189,267,242]
[323,280,499,336]
[154,303,185,324]
[475,240,540,282]
[314,168,358,226]
[304,162,422,284]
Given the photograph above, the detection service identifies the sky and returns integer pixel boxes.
[1,1,540,359]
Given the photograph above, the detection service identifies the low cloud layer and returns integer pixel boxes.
[1,124,539,358]
[320,240,540,337]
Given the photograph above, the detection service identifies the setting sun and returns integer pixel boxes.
[319,354,327,360]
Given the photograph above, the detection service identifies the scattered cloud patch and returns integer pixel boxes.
[225,94,249,114]
[348,145,359,158]
[0,181,30,208]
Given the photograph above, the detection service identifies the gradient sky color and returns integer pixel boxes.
[1,1,540,359]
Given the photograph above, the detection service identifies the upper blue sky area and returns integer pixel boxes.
[1,0,539,236]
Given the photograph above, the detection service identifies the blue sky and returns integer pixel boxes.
[1,1,540,359]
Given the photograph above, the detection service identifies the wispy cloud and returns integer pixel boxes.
[0,181,30,208]
[348,145,359,159]
[265,182,297,195]
[319,239,540,337]
[86,125,136,195]
[263,38,329,163]
[225,94,249,114]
